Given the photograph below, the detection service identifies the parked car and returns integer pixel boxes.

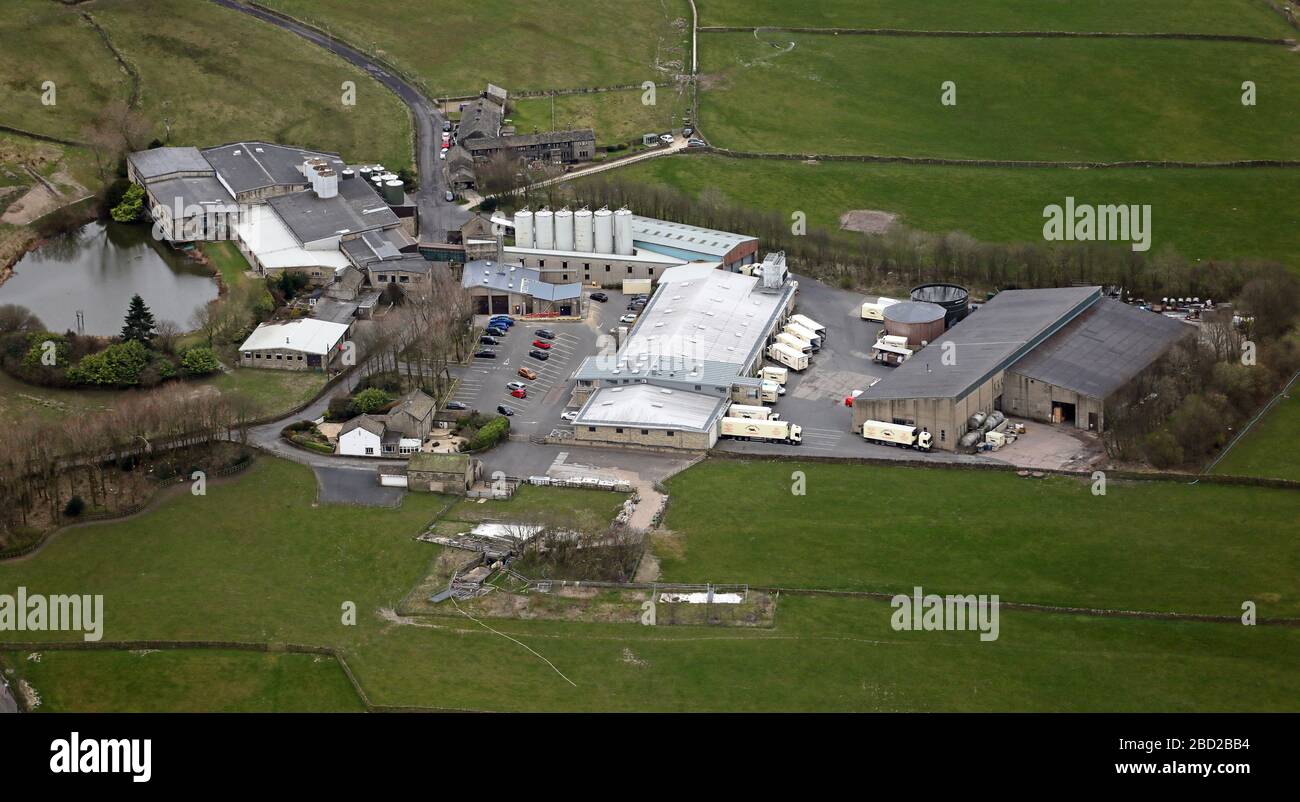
[439,151,446,160]
[517,367,538,380]
[474,350,496,359]
[489,316,514,326]
[479,336,499,345]
[484,327,507,337]
[536,329,556,339]
[529,349,550,361]
[531,339,552,349]
[659,133,674,144]
[560,410,579,422]
[496,405,514,416]
[444,401,468,410]
[444,190,454,202]
[619,314,638,324]
[590,292,608,302]
[506,381,527,392]
[510,388,527,399]
[687,138,706,148]
[442,120,452,132]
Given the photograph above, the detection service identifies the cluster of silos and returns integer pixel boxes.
[910,283,970,327]
[512,206,634,254]
[882,301,946,348]
[959,410,1006,449]
[302,158,338,199]
[352,163,403,205]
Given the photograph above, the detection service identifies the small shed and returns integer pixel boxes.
[407,452,483,495]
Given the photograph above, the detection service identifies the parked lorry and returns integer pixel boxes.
[789,314,826,339]
[761,366,789,385]
[720,417,802,445]
[760,380,785,403]
[776,331,813,354]
[728,403,777,420]
[871,335,913,366]
[767,343,809,371]
[861,419,933,451]
[784,322,822,350]
[861,297,900,321]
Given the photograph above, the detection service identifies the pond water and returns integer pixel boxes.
[0,221,219,336]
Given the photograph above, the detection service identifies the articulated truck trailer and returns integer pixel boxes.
[728,403,777,420]
[776,331,814,354]
[784,322,822,350]
[861,297,899,321]
[767,342,809,371]
[789,314,826,338]
[720,417,802,445]
[862,419,933,450]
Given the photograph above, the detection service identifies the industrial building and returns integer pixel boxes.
[237,318,351,372]
[853,286,1192,449]
[571,257,796,449]
[461,259,582,316]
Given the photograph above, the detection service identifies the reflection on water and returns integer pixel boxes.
[0,221,218,336]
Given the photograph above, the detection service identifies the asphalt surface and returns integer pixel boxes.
[210,0,469,241]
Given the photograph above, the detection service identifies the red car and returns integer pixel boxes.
[510,388,527,399]
[531,339,553,349]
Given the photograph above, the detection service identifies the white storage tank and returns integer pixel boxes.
[613,207,634,255]
[534,207,554,250]
[573,207,594,252]
[513,208,534,249]
[317,168,339,199]
[554,208,574,251]
[594,207,614,254]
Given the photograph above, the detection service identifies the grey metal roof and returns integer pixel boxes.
[462,259,580,301]
[266,174,398,244]
[145,175,236,210]
[342,230,403,265]
[1008,298,1192,398]
[863,286,1102,401]
[883,300,946,324]
[465,129,595,151]
[202,141,340,195]
[370,255,431,275]
[630,216,756,259]
[129,147,212,180]
[457,98,502,142]
[574,384,728,432]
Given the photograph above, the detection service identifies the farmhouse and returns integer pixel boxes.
[464,129,597,165]
[853,287,1192,449]
[337,390,436,456]
[571,258,796,449]
[237,318,350,372]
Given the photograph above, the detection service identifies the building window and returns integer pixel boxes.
[364,447,374,455]
[562,274,568,281]
[626,266,632,274]
[616,428,624,434]
[694,385,702,391]
[648,268,654,276]
[666,431,674,437]
[605,265,610,272]
[539,259,545,268]
[583,263,590,270]
[940,430,946,441]
[562,261,568,269]
[640,429,649,435]
[588,427,596,432]
[400,276,408,283]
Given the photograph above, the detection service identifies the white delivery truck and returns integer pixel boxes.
[767,343,809,371]
[728,403,777,420]
[861,419,933,451]
[784,322,822,350]
[759,380,785,403]
[761,366,789,385]
[861,297,900,321]
[776,331,813,355]
[789,314,826,339]
[720,417,802,445]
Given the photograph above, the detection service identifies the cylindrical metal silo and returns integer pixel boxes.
[513,208,534,249]
[593,207,613,254]
[613,207,634,255]
[910,283,970,328]
[573,207,594,252]
[534,208,554,250]
[383,179,404,205]
[883,301,946,348]
[554,208,574,251]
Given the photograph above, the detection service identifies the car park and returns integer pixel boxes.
[531,339,552,349]
[517,367,538,380]
[497,405,514,416]
[474,350,496,359]
[590,292,608,302]
[529,349,550,361]
[510,388,527,399]
[536,329,555,339]
[445,401,468,410]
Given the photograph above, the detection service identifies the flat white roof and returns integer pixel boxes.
[575,384,726,432]
[234,205,351,271]
[239,318,349,355]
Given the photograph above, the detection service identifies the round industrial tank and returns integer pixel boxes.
[554,208,574,251]
[910,283,971,327]
[882,300,946,348]
[341,168,355,180]
[613,207,634,256]
[534,208,555,250]
[513,209,534,249]
[593,207,614,254]
[383,179,404,204]
[573,208,594,252]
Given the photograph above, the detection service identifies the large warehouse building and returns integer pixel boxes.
[853,286,1191,450]
[571,259,796,449]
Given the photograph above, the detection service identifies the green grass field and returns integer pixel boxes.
[261,0,691,96]
[698,34,1300,161]
[1213,389,1300,481]
[0,649,365,712]
[0,0,411,168]
[660,460,1300,617]
[0,456,1296,711]
[509,88,687,148]
[698,0,1297,36]
[604,154,1300,267]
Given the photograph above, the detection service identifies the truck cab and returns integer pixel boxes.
[917,430,933,450]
